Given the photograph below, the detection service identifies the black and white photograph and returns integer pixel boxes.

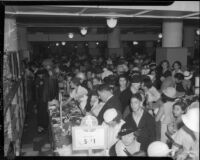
[2,1,200,159]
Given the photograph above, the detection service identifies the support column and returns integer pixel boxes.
[145,41,155,57]
[156,20,187,68]
[107,27,123,58]
[183,26,196,58]
[4,17,18,51]
[162,20,183,47]
[88,28,100,57]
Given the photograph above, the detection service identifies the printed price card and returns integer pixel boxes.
[72,126,106,150]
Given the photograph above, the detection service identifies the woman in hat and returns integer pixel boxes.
[102,108,125,150]
[109,123,146,156]
[155,87,177,143]
[171,108,199,160]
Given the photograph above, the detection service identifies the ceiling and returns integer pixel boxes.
[5,2,200,34]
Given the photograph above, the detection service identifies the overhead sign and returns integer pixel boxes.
[72,126,106,150]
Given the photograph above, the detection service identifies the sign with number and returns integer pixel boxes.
[72,126,106,150]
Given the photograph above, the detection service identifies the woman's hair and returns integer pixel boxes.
[172,61,182,69]
[161,93,175,103]
[142,76,153,89]
[174,73,184,81]
[131,93,143,102]
[173,101,188,113]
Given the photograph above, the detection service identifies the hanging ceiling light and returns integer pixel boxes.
[133,41,138,45]
[158,33,163,39]
[80,27,87,35]
[107,18,117,28]
[68,33,74,39]
[196,28,200,35]
[56,42,59,46]
[62,42,66,46]
[96,42,99,45]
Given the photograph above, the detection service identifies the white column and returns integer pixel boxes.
[4,17,18,51]
[162,20,183,47]
[156,20,187,68]
[183,26,196,57]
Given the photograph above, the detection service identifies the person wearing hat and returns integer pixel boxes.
[109,122,146,156]
[171,108,199,160]
[102,108,125,150]
[125,93,156,152]
[155,87,177,143]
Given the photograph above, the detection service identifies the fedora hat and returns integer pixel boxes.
[162,87,177,99]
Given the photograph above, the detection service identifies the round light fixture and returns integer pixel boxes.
[56,42,59,46]
[158,33,163,39]
[107,18,117,28]
[133,41,138,45]
[85,43,88,46]
[80,27,87,35]
[62,42,66,46]
[68,33,74,39]
[96,42,99,45]
[196,28,200,35]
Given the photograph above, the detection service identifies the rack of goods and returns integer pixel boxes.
[3,51,26,156]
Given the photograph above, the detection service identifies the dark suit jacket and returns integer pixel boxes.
[97,95,122,125]
[125,110,156,152]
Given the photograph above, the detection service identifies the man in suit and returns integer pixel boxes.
[97,84,122,124]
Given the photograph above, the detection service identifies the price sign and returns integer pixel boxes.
[72,126,107,150]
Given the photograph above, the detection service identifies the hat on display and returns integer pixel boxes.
[182,108,199,133]
[103,108,118,123]
[147,141,171,157]
[183,71,193,80]
[118,123,137,137]
[162,87,177,99]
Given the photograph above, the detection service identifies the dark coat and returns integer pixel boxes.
[97,95,122,125]
[125,110,156,152]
